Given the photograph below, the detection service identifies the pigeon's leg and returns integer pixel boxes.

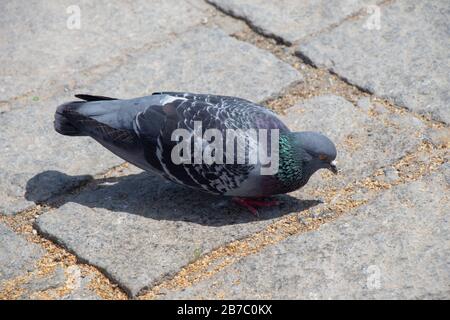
[232,197,280,217]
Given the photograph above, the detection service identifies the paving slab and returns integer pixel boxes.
[0,223,44,283]
[22,266,66,294]
[280,95,426,194]
[0,0,212,102]
[1,27,301,215]
[60,275,102,300]
[89,27,302,101]
[35,170,318,297]
[208,0,378,44]
[165,165,450,299]
[18,265,103,300]
[297,0,450,124]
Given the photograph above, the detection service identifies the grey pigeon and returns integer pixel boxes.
[55,92,337,214]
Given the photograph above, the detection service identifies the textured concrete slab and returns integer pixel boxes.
[0,224,44,282]
[23,266,66,294]
[0,0,211,102]
[165,165,450,299]
[20,267,102,300]
[89,27,302,101]
[280,95,426,193]
[1,27,301,215]
[297,0,450,124]
[35,170,318,297]
[208,0,378,44]
[60,276,102,300]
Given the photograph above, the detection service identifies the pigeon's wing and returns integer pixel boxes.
[152,91,289,131]
[137,93,288,194]
[152,91,253,104]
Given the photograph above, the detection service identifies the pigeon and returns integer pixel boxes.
[54,92,337,215]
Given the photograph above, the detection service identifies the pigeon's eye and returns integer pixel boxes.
[319,154,328,161]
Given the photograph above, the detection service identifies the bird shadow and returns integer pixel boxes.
[25,170,321,227]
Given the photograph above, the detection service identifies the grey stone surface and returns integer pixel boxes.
[3,0,447,300]
[0,27,301,215]
[35,169,318,297]
[297,0,450,124]
[60,272,102,300]
[424,127,450,149]
[280,95,425,192]
[165,166,450,299]
[89,27,302,101]
[356,97,372,111]
[23,266,66,293]
[0,0,211,102]
[18,266,102,300]
[379,168,400,184]
[208,0,378,44]
[60,277,102,300]
[0,223,44,282]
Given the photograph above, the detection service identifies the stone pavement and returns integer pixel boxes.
[1,0,449,299]
[164,165,450,299]
[297,0,450,124]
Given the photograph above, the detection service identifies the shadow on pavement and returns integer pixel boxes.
[25,170,321,226]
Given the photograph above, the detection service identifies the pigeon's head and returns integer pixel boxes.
[291,131,338,175]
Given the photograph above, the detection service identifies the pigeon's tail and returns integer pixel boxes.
[54,101,87,136]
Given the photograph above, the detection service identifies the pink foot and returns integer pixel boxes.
[232,197,280,217]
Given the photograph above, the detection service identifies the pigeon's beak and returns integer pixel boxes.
[328,160,338,174]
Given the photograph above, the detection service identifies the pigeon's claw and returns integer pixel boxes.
[232,197,280,217]
[233,197,259,216]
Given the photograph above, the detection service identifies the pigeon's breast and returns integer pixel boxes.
[224,168,283,197]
